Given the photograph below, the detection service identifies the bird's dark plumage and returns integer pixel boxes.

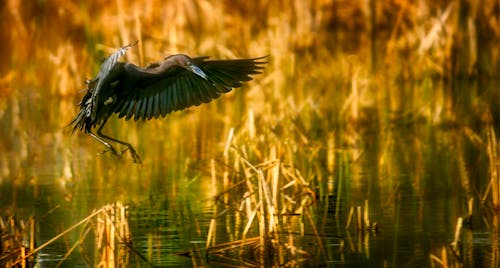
[71,41,267,163]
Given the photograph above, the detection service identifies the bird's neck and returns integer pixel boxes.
[124,63,159,78]
[157,57,183,73]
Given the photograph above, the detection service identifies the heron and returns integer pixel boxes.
[70,41,266,163]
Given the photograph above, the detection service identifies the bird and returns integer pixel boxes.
[70,41,267,163]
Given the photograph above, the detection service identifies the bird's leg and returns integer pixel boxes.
[96,124,142,164]
[87,131,120,157]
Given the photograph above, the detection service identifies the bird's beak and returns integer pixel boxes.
[189,64,208,80]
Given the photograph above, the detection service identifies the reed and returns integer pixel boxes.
[1,0,499,266]
[0,216,35,268]
[486,125,500,210]
[0,203,148,268]
[345,200,377,233]
[201,118,328,265]
[429,247,450,268]
[429,217,464,268]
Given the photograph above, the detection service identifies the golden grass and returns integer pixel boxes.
[0,0,499,266]
[0,216,35,267]
[205,126,323,264]
[0,203,138,267]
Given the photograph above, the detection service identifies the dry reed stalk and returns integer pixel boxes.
[210,158,217,200]
[418,3,455,55]
[27,208,105,259]
[97,207,117,267]
[490,130,499,210]
[270,147,279,214]
[429,246,449,268]
[242,203,259,239]
[21,247,26,268]
[466,198,473,221]
[223,128,234,205]
[346,206,354,229]
[248,110,256,139]
[234,201,242,240]
[259,169,275,233]
[345,202,376,232]
[3,208,99,267]
[491,231,499,267]
[257,169,267,258]
[483,124,500,228]
[327,131,335,192]
[29,217,35,253]
[205,219,216,248]
[119,203,129,242]
[206,237,260,253]
[96,214,105,259]
[267,152,285,263]
[356,206,362,231]
[364,200,370,228]
[99,203,139,267]
[451,217,463,253]
[243,165,258,214]
[3,203,139,268]
[457,145,473,202]
[56,224,92,268]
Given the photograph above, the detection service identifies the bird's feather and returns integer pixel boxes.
[72,47,266,132]
[90,42,137,120]
[112,56,266,121]
[69,41,266,162]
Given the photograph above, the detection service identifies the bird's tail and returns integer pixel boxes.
[67,91,93,133]
[68,108,88,133]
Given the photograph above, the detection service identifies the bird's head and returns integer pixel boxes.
[170,54,208,80]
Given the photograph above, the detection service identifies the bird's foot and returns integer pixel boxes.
[120,146,142,164]
[100,145,121,158]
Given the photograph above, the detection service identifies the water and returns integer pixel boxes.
[1,4,499,263]
[1,89,498,267]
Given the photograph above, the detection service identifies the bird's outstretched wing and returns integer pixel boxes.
[89,41,137,120]
[70,41,137,132]
[112,56,267,121]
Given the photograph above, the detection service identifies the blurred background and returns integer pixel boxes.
[0,0,499,267]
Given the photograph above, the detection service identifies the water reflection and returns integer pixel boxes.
[2,81,499,266]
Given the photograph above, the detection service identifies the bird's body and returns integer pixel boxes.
[71,42,266,163]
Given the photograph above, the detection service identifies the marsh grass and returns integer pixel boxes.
[0,0,499,266]
[203,124,324,265]
[0,216,35,267]
[345,200,377,232]
[0,203,141,268]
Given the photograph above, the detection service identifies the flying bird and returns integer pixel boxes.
[71,41,266,163]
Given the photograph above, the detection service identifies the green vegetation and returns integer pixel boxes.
[0,0,498,267]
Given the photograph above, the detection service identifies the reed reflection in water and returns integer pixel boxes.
[1,0,499,266]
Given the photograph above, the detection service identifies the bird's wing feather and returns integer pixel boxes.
[89,42,136,120]
[113,56,267,121]
[70,42,137,132]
